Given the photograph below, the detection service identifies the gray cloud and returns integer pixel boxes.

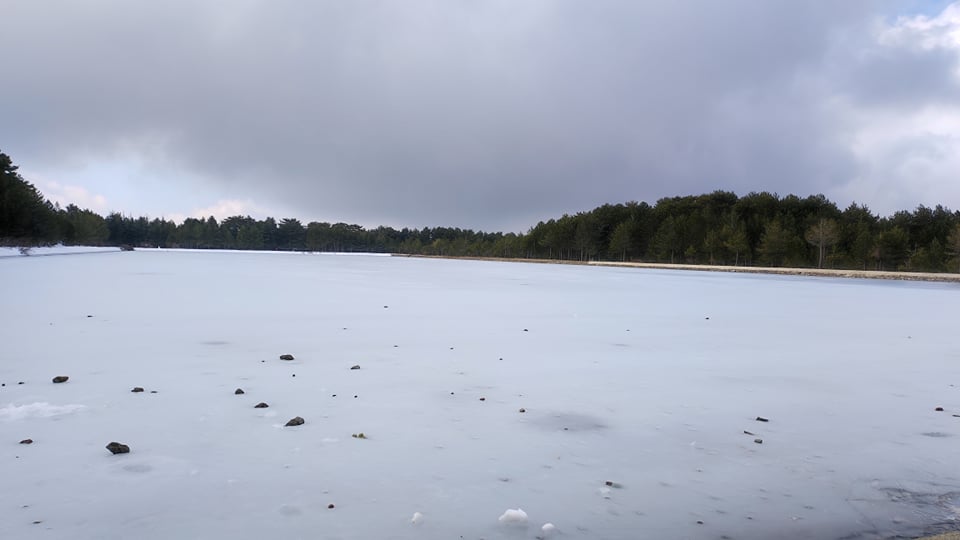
[2,1,959,231]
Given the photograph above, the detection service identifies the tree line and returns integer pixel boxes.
[3,150,960,272]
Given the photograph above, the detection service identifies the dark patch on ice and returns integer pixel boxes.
[278,505,302,516]
[834,487,960,540]
[611,343,630,347]
[921,431,951,438]
[200,340,229,346]
[123,463,152,473]
[531,412,608,432]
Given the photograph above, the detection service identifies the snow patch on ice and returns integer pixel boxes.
[0,402,86,421]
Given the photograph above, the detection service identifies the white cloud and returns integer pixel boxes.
[167,199,270,224]
[879,3,960,51]
[35,176,110,213]
[829,3,960,214]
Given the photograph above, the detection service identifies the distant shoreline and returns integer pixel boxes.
[399,254,960,283]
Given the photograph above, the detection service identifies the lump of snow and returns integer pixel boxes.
[411,511,424,524]
[541,522,557,536]
[498,508,528,525]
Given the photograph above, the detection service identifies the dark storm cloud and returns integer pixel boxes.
[1,1,958,230]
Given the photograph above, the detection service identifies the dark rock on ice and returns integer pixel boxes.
[235,388,245,395]
[755,416,769,422]
[20,439,33,444]
[254,402,269,408]
[350,365,360,370]
[52,376,69,384]
[754,438,763,444]
[106,442,130,454]
[935,407,944,411]
[279,354,295,361]
[131,387,144,393]
[285,416,305,427]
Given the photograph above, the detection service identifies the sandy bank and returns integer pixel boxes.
[396,254,960,283]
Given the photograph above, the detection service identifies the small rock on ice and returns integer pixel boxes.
[499,508,528,525]
[411,511,424,524]
[106,442,130,454]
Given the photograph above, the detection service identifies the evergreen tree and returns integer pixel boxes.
[0,151,60,243]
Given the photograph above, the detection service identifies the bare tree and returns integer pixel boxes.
[805,218,839,268]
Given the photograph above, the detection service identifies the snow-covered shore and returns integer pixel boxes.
[0,245,122,258]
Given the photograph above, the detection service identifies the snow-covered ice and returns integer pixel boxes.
[1,249,959,539]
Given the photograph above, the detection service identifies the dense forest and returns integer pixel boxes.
[3,150,960,272]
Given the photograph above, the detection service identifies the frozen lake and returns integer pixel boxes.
[2,250,959,540]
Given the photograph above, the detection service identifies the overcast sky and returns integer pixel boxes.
[2,1,960,232]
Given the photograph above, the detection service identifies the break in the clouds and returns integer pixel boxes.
[2,1,960,231]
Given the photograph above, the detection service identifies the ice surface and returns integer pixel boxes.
[2,250,959,539]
